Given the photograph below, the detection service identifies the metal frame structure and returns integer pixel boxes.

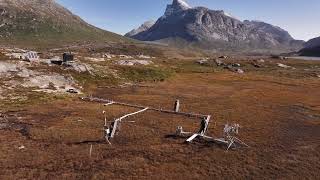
[81,97,249,150]
[82,97,209,119]
[176,122,249,150]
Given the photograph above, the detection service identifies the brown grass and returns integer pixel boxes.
[0,59,320,179]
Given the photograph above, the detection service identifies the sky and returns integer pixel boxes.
[56,0,320,41]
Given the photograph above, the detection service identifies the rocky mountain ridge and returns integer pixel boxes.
[126,0,304,52]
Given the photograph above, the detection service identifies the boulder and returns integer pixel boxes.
[215,59,225,66]
[277,63,292,69]
[196,59,208,65]
[232,63,241,67]
[236,68,244,74]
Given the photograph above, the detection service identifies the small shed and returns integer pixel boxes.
[63,53,74,62]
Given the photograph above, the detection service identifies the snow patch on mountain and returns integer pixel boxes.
[177,0,191,9]
[223,11,237,19]
[125,20,155,37]
[163,0,192,18]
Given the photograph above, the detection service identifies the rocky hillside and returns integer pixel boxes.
[126,0,303,52]
[0,0,127,47]
[299,37,320,57]
[303,37,320,49]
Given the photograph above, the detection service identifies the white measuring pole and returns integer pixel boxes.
[174,100,180,112]
[89,144,93,157]
[103,111,107,126]
[104,102,114,106]
[110,107,149,138]
[186,134,199,142]
[117,107,149,122]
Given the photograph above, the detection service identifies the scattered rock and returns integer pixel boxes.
[117,60,152,66]
[137,55,151,59]
[0,123,9,129]
[257,59,265,63]
[119,55,133,59]
[18,145,25,150]
[17,68,38,78]
[225,65,244,74]
[219,56,228,59]
[103,54,115,59]
[22,74,80,93]
[103,54,112,59]
[65,62,93,74]
[0,62,18,74]
[84,57,105,62]
[0,61,39,78]
[277,63,292,69]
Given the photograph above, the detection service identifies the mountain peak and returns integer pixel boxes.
[173,0,191,9]
[164,0,191,17]
[127,0,304,52]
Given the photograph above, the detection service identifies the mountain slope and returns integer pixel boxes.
[126,0,303,52]
[0,0,127,47]
[125,20,155,37]
[299,37,320,57]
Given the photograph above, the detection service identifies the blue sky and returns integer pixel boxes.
[57,0,320,41]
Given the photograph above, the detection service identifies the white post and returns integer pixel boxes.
[103,111,107,126]
[89,144,93,157]
[174,100,180,112]
[110,107,149,138]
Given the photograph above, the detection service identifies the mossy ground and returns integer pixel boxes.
[0,54,320,179]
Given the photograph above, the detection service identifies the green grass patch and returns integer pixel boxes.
[117,66,174,82]
[72,72,119,91]
[169,61,218,73]
[0,88,69,111]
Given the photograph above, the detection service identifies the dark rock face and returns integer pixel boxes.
[127,0,303,52]
[304,37,320,49]
[299,37,320,57]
